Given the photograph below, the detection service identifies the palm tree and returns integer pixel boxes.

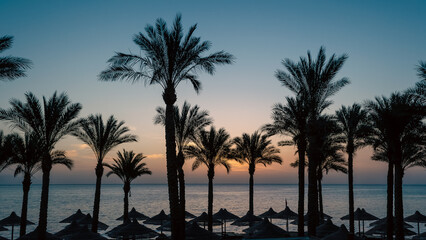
[104,149,152,223]
[185,126,232,232]
[5,133,73,236]
[98,14,233,240]
[0,92,81,238]
[276,47,349,235]
[0,35,32,81]
[335,104,370,233]
[418,61,426,81]
[232,131,282,216]
[262,96,307,236]
[365,93,424,240]
[0,130,10,172]
[72,114,137,232]
[154,101,212,226]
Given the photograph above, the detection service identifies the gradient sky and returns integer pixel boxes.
[0,0,425,185]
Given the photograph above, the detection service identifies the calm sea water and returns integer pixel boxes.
[0,184,425,238]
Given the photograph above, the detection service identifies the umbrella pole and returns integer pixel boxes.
[286,217,289,232]
[358,220,360,236]
[221,220,223,237]
[160,219,163,235]
[362,220,364,236]
[11,224,14,240]
[418,221,420,235]
[224,220,227,236]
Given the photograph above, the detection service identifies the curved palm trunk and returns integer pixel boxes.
[207,167,214,232]
[177,152,186,238]
[123,182,130,223]
[164,89,180,240]
[297,142,306,236]
[91,161,104,233]
[394,146,404,240]
[20,173,31,237]
[249,165,255,216]
[348,151,355,234]
[38,155,52,240]
[386,160,394,240]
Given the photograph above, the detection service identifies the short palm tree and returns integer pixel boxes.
[276,46,349,235]
[185,126,232,232]
[0,92,81,238]
[365,92,424,240]
[72,114,137,232]
[0,35,32,81]
[262,96,307,236]
[104,149,152,223]
[5,133,73,236]
[233,131,282,216]
[154,101,212,225]
[335,104,370,233]
[99,14,233,240]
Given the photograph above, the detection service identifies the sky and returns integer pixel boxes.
[0,0,425,185]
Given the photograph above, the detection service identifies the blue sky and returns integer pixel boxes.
[0,0,425,184]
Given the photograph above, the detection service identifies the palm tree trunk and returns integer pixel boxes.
[386,160,394,240]
[163,88,180,240]
[249,165,255,215]
[38,157,52,240]
[394,160,404,240]
[123,182,130,223]
[318,178,323,221]
[20,173,31,237]
[307,121,319,236]
[348,151,355,234]
[207,167,214,232]
[297,142,306,236]
[91,161,104,233]
[177,152,186,238]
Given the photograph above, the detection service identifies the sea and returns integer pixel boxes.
[0,184,425,239]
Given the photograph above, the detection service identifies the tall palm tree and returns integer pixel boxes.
[232,131,282,216]
[185,126,232,232]
[72,114,137,232]
[5,133,73,236]
[365,93,424,240]
[104,149,152,223]
[0,92,81,238]
[335,104,370,233]
[276,47,349,235]
[154,101,212,226]
[418,61,426,81]
[0,130,10,172]
[99,14,233,240]
[0,35,32,81]
[262,96,307,236]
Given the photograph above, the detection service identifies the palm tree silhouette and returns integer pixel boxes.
[0,131,10,172]
[262,96,307,236]
[0,92,81,239]
[365,92,424,240]
[0,35,32,81]
[232,131,282,217]
[104,149,152,223]
[154,101,212,227]
[5,133,73,236]
[72,114,137,232]
[276,46,349,235]
[185,126,232,232]
[98,14,233,240]
[335,103,370,233]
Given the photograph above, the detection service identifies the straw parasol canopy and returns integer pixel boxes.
[0,211,35,240]
[184,211,196,219]
[273,206,298,231]
[316,219,339,238]
[248,218,290,239]
[61,227,108,240]
[55,220,86,237]
[291,211,331,226]
[185,221,220,240]
[366,221,416,237]
[106,219,158,239]
[259,208,278,220]
[404,211,426,235]
[77,214,109,231]
[191,212,222,229]
[231,211,262,226]
[16,227,60,240]
[341,208,378,235]
[116,207,149,221]
[59,209,86,223]
[213,208,239,236]
[370,216,413,228]
[143,210,170,225]
[321,224,362,240]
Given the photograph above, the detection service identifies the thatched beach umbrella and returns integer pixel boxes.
[59,209,86,223]
[184,211,196,219]
[107,219,158,239]
[116,207,149,221]
[370,216,413,228]
[259,208,277,223]
[0,212,34,240]
[77,214,109,231]
[404,211,426,235]
[185,221,220,240]
[213,208,239,236]
[321,224,362,240]
[191,212,222,229]
[366,221,416,237]
[273,206,298,231]
[16,227,59,240]
[248,218,290,239]
[61,227,108,240]
[231,211,262,226]
[291,211,331,226]
[143,210,170,225]
[55,220,86,237]
[316,219,339,238]
[341,208,378,235]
